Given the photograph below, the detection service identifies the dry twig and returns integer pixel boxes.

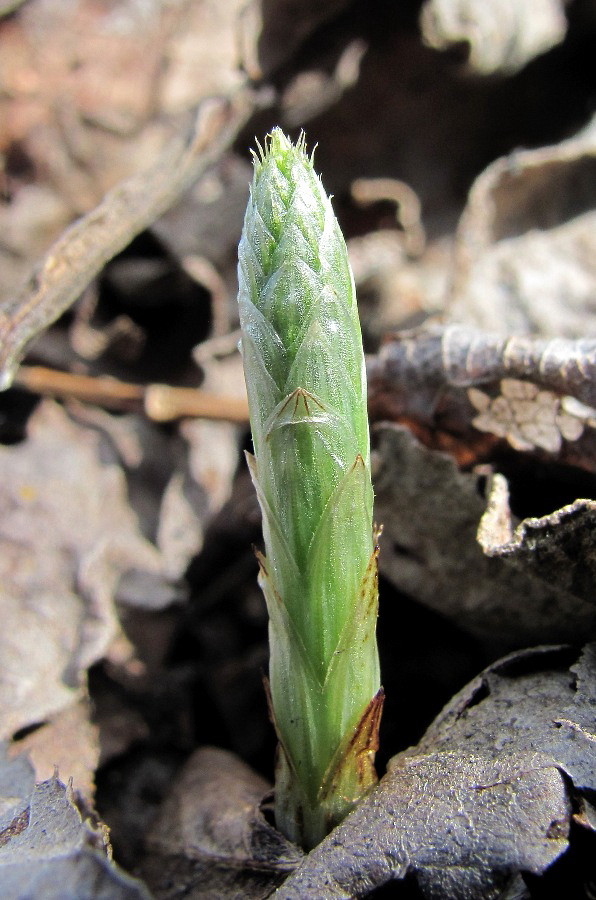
[14,365,249,424]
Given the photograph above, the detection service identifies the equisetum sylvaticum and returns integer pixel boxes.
[237,129,383,849]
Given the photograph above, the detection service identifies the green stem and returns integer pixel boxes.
[238,130,382,849]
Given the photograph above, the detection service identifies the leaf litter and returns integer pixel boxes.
[0,747,150,899]
[1,0,596,897]
[0,399,175,741]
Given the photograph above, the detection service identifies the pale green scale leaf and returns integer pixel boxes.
[307,456,375,662]
[237,129,382,849]
[286,304,363,429]
[245,454,301,583]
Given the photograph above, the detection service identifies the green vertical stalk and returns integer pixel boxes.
[238,129,382,849]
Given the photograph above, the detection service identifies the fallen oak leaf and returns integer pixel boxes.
[273,751,569,898]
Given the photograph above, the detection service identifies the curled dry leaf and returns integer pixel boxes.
[372,424,596,652]
[142,746,302,899]
[280,38,368,128]
[448,117,596,337]
[479,484,596,606]
[414,644,596,791]
[274,643,596,898]
[419,0,567,74]
[0,399,171,740]
[367,324,596,470]
[0,750,149,899]
[369,325,596,417]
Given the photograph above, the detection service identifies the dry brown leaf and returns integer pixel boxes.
[0,0,176,301]
[153,353,243,580]
[8,701,100,805]
[373,424,596,652]
[480,488,596,605]
[448,117,596,336]
[157,418,239,581]
[420,0,568,74]
[156,470,207,582]
[142,746,302,899]
[0,93,251,390]
[0,762,149,899]
[0,399,170,740]
[1,0,247,208]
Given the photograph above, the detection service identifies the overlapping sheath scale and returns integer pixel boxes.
[238,130,381,849]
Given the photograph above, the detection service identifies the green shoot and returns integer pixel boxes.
[238,129,382,849]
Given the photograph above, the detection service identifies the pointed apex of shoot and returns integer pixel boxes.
[252,129,313,179]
